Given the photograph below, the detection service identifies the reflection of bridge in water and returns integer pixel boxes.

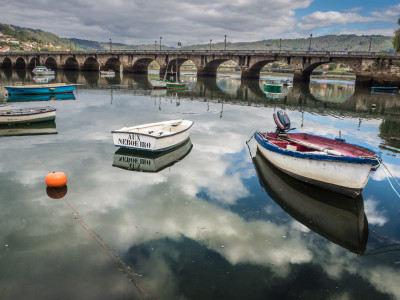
[1,70,400,122]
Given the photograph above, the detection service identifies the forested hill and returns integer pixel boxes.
[0,22,395,52]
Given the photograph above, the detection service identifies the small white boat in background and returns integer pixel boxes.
[112,119,194,152]
[100,70,115,77]
[32,66,55,76]
[0,106,56,125]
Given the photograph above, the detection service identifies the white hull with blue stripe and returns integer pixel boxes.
[255,131,380,197]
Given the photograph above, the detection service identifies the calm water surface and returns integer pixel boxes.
[0,70,400,300]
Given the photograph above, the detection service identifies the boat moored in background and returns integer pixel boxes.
[32,66,55,76]
[0,106,56,125]
[4,83,75,95]
[112,119,194,152]
[254,110,381,197]
[264,78,283,93]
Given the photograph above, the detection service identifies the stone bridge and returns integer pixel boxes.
[1,50,400,87]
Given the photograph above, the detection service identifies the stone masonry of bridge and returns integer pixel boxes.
[1,50,400,87]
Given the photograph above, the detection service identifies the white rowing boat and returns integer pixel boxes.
[0,106,56,125]
[111,119,194,152]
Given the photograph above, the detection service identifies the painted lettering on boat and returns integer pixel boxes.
[118,156,151,170]
[118,134,151,149]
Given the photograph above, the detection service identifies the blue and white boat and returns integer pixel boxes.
[32,66,55,76]
[4,83,75,95]
[254,110,381,197]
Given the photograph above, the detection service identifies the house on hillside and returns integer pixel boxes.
[0,46,11,52]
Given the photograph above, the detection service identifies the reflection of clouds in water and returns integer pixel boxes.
[362,267,400,300]
[371,161,400,182]
[364,199,388,226]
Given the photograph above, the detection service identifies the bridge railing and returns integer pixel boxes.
[1,49,399,58]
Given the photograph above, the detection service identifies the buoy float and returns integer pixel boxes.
[45,172,67,187]
[46,186,68,199]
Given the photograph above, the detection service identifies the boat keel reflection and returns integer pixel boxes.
[253,150,369,255]
[112,138,193,172]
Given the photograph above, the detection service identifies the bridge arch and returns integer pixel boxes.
[15,57,26,69]
[132,58,154,74]
[103,57,120,72]
[83,57,99,71]
[64,57,79,70]
[29,57,40,69]
[45,57,57,70]
[2,57,12,69]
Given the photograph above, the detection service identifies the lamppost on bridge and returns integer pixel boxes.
[109,38,112,51]
[224,35,227,50]
[155,41,157,51]
[160,37,162,51]
[369,37,372,51]
[279,38,282,52]
[210,39,212,51]
[308,34,312,51]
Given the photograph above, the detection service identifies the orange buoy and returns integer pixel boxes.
[45,172,67,187]
[46,186,68,199]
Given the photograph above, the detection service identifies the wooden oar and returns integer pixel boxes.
[283,136,345,156]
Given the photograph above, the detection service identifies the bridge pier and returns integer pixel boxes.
[292,69,311,84]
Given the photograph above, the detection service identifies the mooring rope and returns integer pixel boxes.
[246,131,256,158]
[60,198,158,299]
[373,158,400,200]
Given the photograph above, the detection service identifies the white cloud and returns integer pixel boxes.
[298,11,374,31]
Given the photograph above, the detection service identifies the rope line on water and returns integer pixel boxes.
[61,198,158,299]
[374,158,400,200]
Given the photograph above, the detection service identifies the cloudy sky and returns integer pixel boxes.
[1,0,400,45]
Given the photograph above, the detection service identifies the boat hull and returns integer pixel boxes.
[255,132,379,197]
[0,107,56,124]
[112,120,194,152]
[5,84,75,95]
[166,83,189,89]
[151,79,169,88]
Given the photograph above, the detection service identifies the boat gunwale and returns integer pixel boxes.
[255,131,380,165]
[0,107,56,117]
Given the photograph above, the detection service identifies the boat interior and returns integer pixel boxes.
[260,132,378,158]
[120,120,187,136]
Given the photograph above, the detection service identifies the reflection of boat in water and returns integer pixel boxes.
[264,91,283,99]
[7,93,76,102]
[100,70,116,77]
[112,138,192,172]
[33,75,55,84]
[0,120,57,137]
[371,86,398,95]
[253,150,368,254]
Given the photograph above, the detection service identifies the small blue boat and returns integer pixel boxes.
[4,83,75,96]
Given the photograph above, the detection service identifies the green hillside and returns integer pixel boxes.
[0,22,395,52]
